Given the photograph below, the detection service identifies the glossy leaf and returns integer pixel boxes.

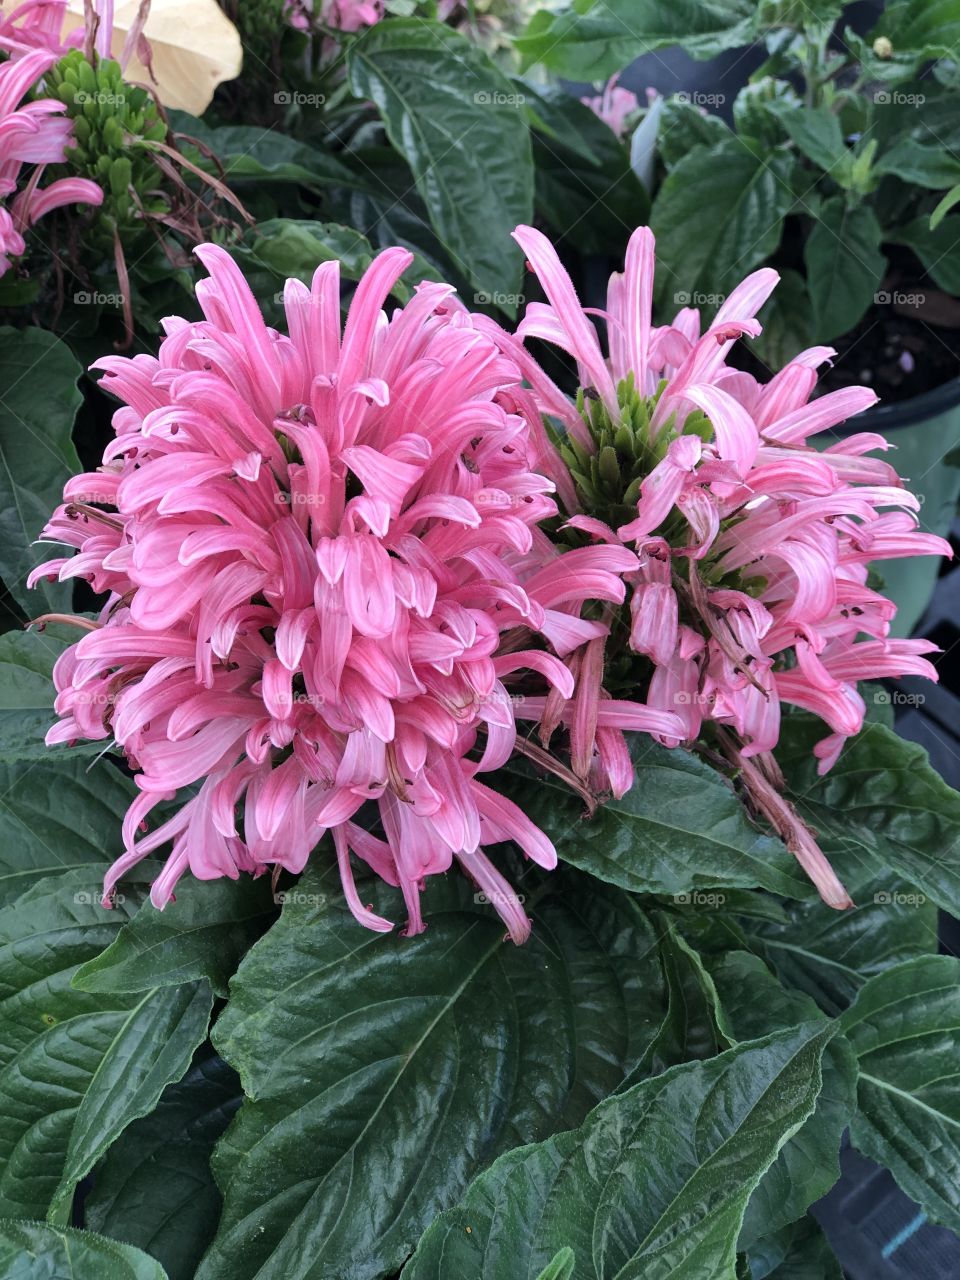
[85,1052,241,1280]
[173,116,360,191]
[706,951,857,1247]
[0,327,84,614]
[0,868,212,1222]
[651,140,792,309]
[774,104,851,175]
[527,88,649,257]
[875,139,960,189]
[347,20,533,305]
[403,1022,833,1279]
[890,214,960,293]
[515,0,755,81]
[778,717,960,925]
[741,871,937,1016]
[0,1219,167,1279]
[747,1216,842,1280]
[842,955,960,1233]
[803,199,886,341]
[0,757,135,909]
[500,738,806,900]
[0,628,95,763]
[74,874,276,998]
[199,866,669,1280]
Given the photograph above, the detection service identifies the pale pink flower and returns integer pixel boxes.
[33,243,679,941]
[506,223,949,909]
[0,46,102,273]
[285,0,382,32]
[581,75,639,139]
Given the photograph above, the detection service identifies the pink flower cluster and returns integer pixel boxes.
[33,244,679,941]
[580,74,639,139]
[34,222,948,933]
[0,44,101,274]
[503,224,948,905]
[284,0,383,33]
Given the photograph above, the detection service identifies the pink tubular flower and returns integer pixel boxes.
[0,46,102,273]
[32,243,675,942]
[0,0,72,59]
[284,0,382,32]
[580,74,640,139]
[505,222,950,910]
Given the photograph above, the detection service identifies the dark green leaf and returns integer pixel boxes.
[501,737,807,900]
[890,213,960,292]
[651,140,792,308]
[739,872,937,1017]
[773,104,850,175]
[779,717,960,927]
[842,955,960,1233]
[172,116,361,191]
[804,199,886,341]
[875,139,960,188]
[747,1216,842,1280]
[0,868,212,1222]
[0,327,84,614]
[198,865,669,1280]
[403,1022,833,1279]
[530,91,649,256]
[750,268,812,369]
[347,20,533,305]
[872,0,960,72]
[706,951,857,1247]
[658,98,729,170]
[516,0,756,81]
[85,1053,241,1280]
[639,919,729,1076]
[73,874,276,998]
[0,757,135,909]
[0,627,101,764]
[0,1219,167,1279]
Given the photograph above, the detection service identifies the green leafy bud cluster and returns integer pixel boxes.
[46,52,168,238]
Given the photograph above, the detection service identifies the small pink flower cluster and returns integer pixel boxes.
[34,225,947,933]
[284,0,383,33]
[0,42,101,274]
[580,74,639,139]
[502,224,948,905]
[33,244,677,941]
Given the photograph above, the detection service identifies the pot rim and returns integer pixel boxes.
[846,375,960,433]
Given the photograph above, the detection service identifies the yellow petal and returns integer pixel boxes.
[62,0,243,114]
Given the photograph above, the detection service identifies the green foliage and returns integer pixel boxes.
[48,53,167,243]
